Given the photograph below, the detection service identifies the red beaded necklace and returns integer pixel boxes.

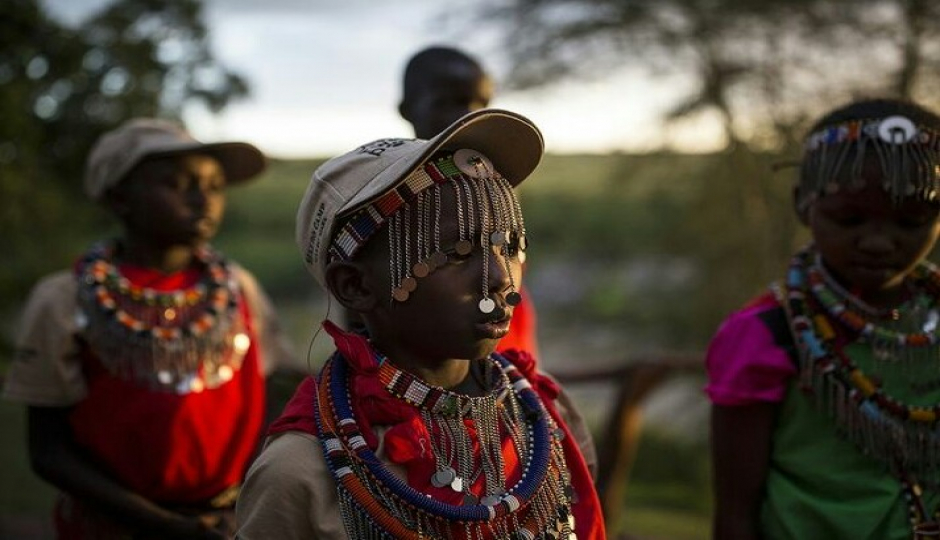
[76,241,250,393]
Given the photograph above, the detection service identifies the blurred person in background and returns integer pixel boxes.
[3,119,293,539]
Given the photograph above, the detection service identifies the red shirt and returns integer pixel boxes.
[69,264,267,504]
[496,285,538,357]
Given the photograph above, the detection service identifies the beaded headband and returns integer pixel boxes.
[330,151,527,313]
[798,115,940,210]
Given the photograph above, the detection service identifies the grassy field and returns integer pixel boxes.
[2,152,741,538]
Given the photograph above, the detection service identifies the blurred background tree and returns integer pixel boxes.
[0,0,248,319]
[473,0,940,345]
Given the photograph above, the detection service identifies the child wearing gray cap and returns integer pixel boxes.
[3,118,293,539]
[235,109,606,540]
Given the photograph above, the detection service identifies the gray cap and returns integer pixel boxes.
[296,108,543,287]
[84,118,266,200]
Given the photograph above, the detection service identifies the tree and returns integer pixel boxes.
[476,0,940,147]
[0,0,248,315]
[472,0,940,338]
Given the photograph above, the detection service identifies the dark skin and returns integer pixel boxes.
[711,155,940,539]
[28,153,231,539]
[344,54,495,336]
[399,59,494,140]
[326,182,522,392]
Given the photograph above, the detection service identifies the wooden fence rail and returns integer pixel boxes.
[552,354,704,529]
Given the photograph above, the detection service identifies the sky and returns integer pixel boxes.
[41,0,725,158]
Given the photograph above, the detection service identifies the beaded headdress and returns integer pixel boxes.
[331,150,526,313]
[798,115,940,211]
[296,109,543,289]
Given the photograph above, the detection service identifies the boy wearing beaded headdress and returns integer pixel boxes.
[707,98,940,538]
[396,45,541,358]
[235,109,605,539]
[3,119,294,539]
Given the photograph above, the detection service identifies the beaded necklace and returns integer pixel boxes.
[781,246,940,537]
[76,241,250,394]
[313,350,576,539]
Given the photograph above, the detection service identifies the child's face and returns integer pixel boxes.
[361,182,523,362]
[115,153,227,247]
[405,62,493,139]
[807,158,940,302]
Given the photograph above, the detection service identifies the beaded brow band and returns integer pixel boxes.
[328,154,503,264]
[800,115,940,207]
[804,116,940,151]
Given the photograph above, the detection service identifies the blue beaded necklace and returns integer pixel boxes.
[313,350,574,538]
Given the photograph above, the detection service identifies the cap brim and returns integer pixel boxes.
[149,141,266,185]
[342,108,543,215]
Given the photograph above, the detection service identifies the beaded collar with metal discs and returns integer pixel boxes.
[377,355,511,418]
[75,241,249,394]
[781,246,940,499]
[313,351,576,538]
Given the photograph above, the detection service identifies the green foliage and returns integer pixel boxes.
[0,0,248,310]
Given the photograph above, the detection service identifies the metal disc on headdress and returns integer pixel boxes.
[392,288,410,302]
[455,240,473,256]
[450,476,464,492]
[412,261,430,278]
[401,276,418,292]
[490,231,509,246]
[479,298,496,313]
[463,493,479,505]
[878,115,917,144]
[506,291,522,306]
[453,149,495,179]
[430,251,448,267]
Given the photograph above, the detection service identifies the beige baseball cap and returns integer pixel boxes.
[296,108,543,287]
[84,118,266,200]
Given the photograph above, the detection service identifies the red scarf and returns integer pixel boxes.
[270,321,606,539]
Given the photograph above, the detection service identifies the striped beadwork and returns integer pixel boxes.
[329,160,457,263]
[312,350,574,538]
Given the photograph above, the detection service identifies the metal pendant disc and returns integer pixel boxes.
[455,240,473,255]
[392,288,410,302]
[401,276,418,292]
[479,298,496,313]
[431,467,456,488]
[450,475,464,492]
[506,291,522,306]
[412,261,430,278]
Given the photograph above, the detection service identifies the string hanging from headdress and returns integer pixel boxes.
[329,150,527,313]
[798,115,940,211]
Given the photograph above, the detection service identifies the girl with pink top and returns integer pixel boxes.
[707,98,940,539]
